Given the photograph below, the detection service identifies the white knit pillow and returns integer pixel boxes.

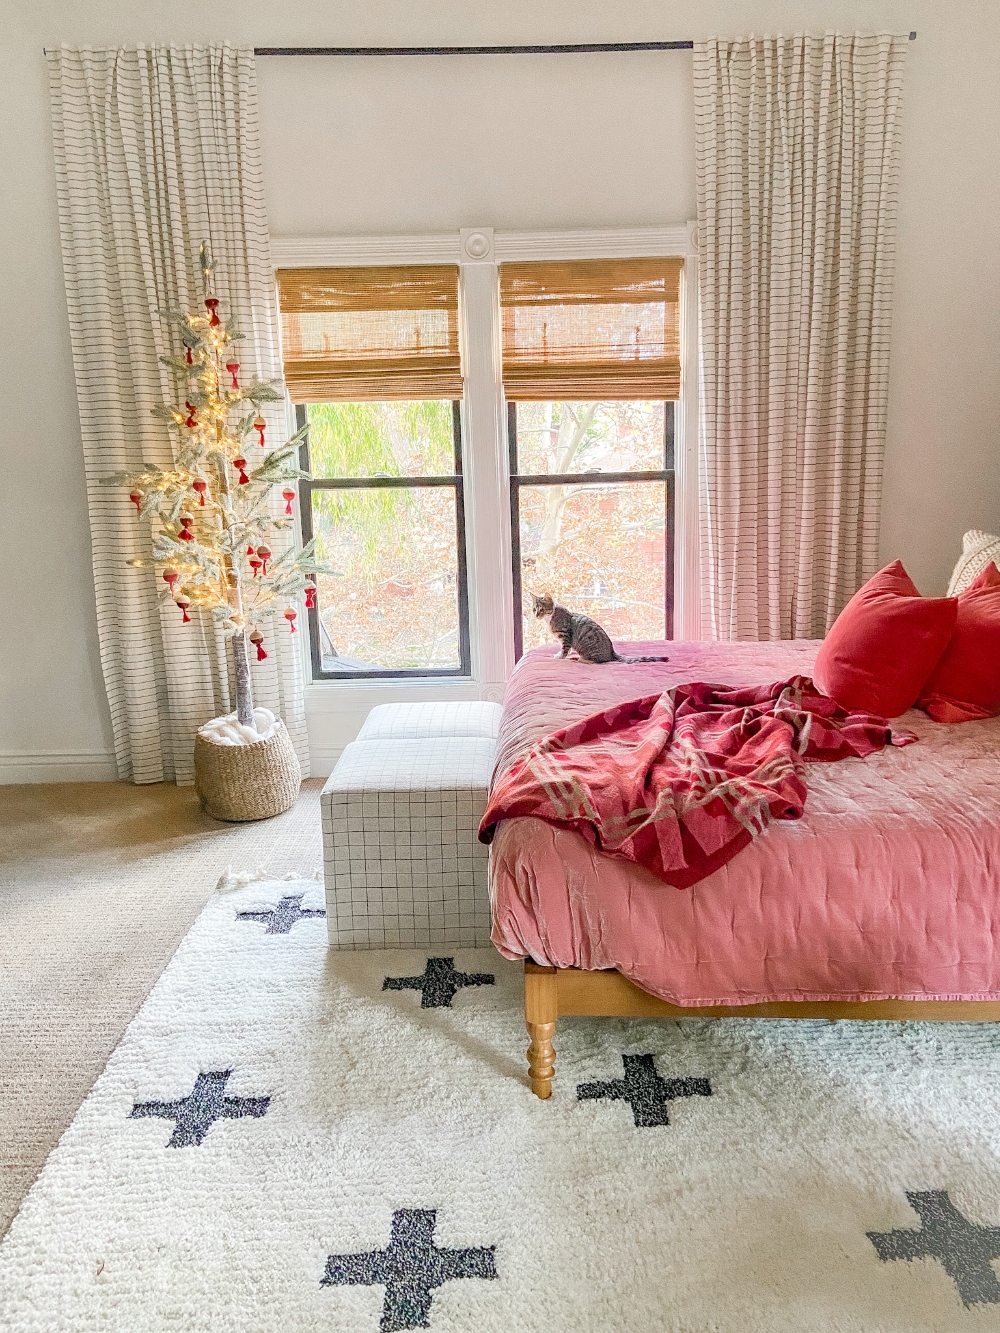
[948,529,1000,595]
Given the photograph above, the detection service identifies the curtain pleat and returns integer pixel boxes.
[693,33,907,640]
[48,45,308,784]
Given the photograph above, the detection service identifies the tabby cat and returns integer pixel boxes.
[531,594,670,665]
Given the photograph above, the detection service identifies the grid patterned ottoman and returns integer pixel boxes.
[321,735,496,949]
[355,700,501,742]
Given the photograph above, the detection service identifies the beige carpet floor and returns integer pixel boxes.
[0,778,323,1239]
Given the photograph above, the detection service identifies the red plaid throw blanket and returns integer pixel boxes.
[479,676,915,889]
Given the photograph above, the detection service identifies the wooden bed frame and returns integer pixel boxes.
[524,961,1000,1099]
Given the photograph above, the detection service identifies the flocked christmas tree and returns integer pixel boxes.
[102,246,330,733]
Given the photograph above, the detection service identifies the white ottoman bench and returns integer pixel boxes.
[321,732,496,950]
[355,700,501,742]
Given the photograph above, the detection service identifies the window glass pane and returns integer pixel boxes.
[306,400,455,478]
[518,480,666,652]
[514,400,664,475]
[311,486,462,672]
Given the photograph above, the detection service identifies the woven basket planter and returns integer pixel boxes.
[194,719,301,822]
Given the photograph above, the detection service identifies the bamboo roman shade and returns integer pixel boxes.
[276,265,462,401]
[499,257,683,401]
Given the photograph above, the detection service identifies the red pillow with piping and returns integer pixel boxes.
[813,560,957,718]
[917,562,1000,723]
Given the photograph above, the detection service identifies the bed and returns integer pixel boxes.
[488,640,1000,1097]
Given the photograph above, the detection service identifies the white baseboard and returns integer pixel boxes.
[0,746,342,784]
[0,750,119,784]
[308,748,343,780]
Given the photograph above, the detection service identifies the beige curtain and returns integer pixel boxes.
[48,45,307,784]
[694,33,907,639]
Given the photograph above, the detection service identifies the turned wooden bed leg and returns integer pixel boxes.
[524,962,559,1099]
[527,1021,556,1099]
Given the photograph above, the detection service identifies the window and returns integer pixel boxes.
[278,265,470,679]
[273,235,694,689]
[509,400,674,657]
[499,256,682,657]
[296,402,470,678]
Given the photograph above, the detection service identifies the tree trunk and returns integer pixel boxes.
[209,359,255,733]
[231,630,255,728]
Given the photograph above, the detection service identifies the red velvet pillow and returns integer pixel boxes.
[917,563,1000,723]
[813,560,956,718]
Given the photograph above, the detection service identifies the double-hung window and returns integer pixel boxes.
[500,258,682,656]
[277,265,470,679]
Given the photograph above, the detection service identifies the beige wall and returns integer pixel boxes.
[1,1,997,778]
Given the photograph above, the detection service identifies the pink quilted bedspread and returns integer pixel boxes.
[489,640,1000,1005]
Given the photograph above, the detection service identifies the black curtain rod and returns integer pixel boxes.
[255,42,693,55]
[254,35,916,56]
[41,36,919,57]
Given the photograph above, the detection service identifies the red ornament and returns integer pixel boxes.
[303,581,317,609]
[256,544,271,576]
[281,487,296,516]
[184,401,197,428]
[174,593,192,624]
[204,296,221,327]
[185,347,193,365]
[177,512,195,542]
[233,457,250,485]
[249,628,267,662]
[192,478,208,506]
[253,416,266,448]
[225,360,240,390]
[162,567,180,592]
[247,544,255,556]
[249,557,262,578]
[284,607,298,633]
[129,489,143,514]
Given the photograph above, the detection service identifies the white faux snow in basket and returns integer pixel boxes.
[198,706,280,746]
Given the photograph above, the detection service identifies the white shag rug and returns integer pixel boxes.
[2,877,1000,1332]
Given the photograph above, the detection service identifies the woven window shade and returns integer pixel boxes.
[499,257,683,401]
[276,265,462,402]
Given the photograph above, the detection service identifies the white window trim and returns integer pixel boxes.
[272,225,700,773]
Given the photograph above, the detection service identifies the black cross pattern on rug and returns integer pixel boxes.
[868,1191,1000,1307]
[236,893,326,934]
[382,957,494,1008]
[576,1053,712,1127]
[322,1208,497,1332]
[129,1070,271,1147]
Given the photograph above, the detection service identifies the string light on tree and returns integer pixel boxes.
[101,244,332,733]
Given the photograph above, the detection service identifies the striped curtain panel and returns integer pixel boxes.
[693,34,907,640]
[48,46,307,784]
